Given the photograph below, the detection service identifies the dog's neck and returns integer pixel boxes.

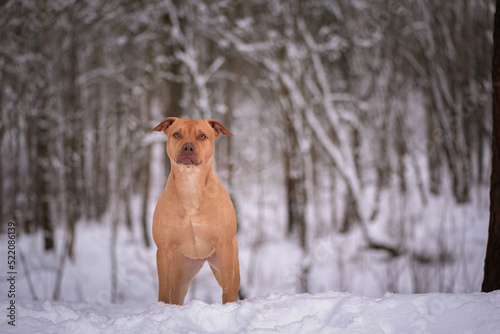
[168,163,215,212]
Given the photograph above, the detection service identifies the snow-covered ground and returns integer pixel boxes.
[1,213,497,333]
[0,181,494,333]
[2,291,499,333]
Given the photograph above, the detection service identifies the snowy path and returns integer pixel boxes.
[2,291,499,333]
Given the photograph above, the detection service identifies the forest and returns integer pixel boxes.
[0,0,495,302]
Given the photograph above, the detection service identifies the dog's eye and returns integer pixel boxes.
[173,132,181,138]
[199,134,207,139]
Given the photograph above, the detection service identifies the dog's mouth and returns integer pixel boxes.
[175,154,201,166]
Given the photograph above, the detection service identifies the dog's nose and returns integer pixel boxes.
[181,143,195,152]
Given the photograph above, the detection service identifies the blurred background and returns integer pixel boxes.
[0,0,494,303]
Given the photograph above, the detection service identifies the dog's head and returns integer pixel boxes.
[150,117,232,167]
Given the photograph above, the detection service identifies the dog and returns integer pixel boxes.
[150,117,240,305]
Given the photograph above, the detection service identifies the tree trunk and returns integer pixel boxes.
[64,27,81,261]
[0,88,3,223]
[340,189,360,233]
[482,0,500,293]
[37,107,54,251]
[163,4,185,175]
[283,115,307,250]
[31,13,54,250]
[426,98,442,195]
[141,145,152,248]
[223,57,236,192]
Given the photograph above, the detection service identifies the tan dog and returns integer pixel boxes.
[150,117,240,305]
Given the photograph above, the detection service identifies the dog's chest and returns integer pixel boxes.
[175,215,215,259]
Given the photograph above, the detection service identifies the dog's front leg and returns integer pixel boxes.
[214,236,240,304]
[156,247,189,305]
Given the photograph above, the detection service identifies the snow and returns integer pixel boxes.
[2,205,495,333]
[2,291,499,333]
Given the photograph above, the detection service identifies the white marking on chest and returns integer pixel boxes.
[190,221,200,246]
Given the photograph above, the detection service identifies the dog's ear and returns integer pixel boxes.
[208,119,233,137]
[150,117,177,134]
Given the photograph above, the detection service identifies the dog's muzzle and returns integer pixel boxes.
[175,143,201,166]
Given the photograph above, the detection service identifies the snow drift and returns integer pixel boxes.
[2,291,499,333]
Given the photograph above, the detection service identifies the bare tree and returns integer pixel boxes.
[482,0,500,293]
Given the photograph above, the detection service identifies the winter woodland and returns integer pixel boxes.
[0,0,495,303]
